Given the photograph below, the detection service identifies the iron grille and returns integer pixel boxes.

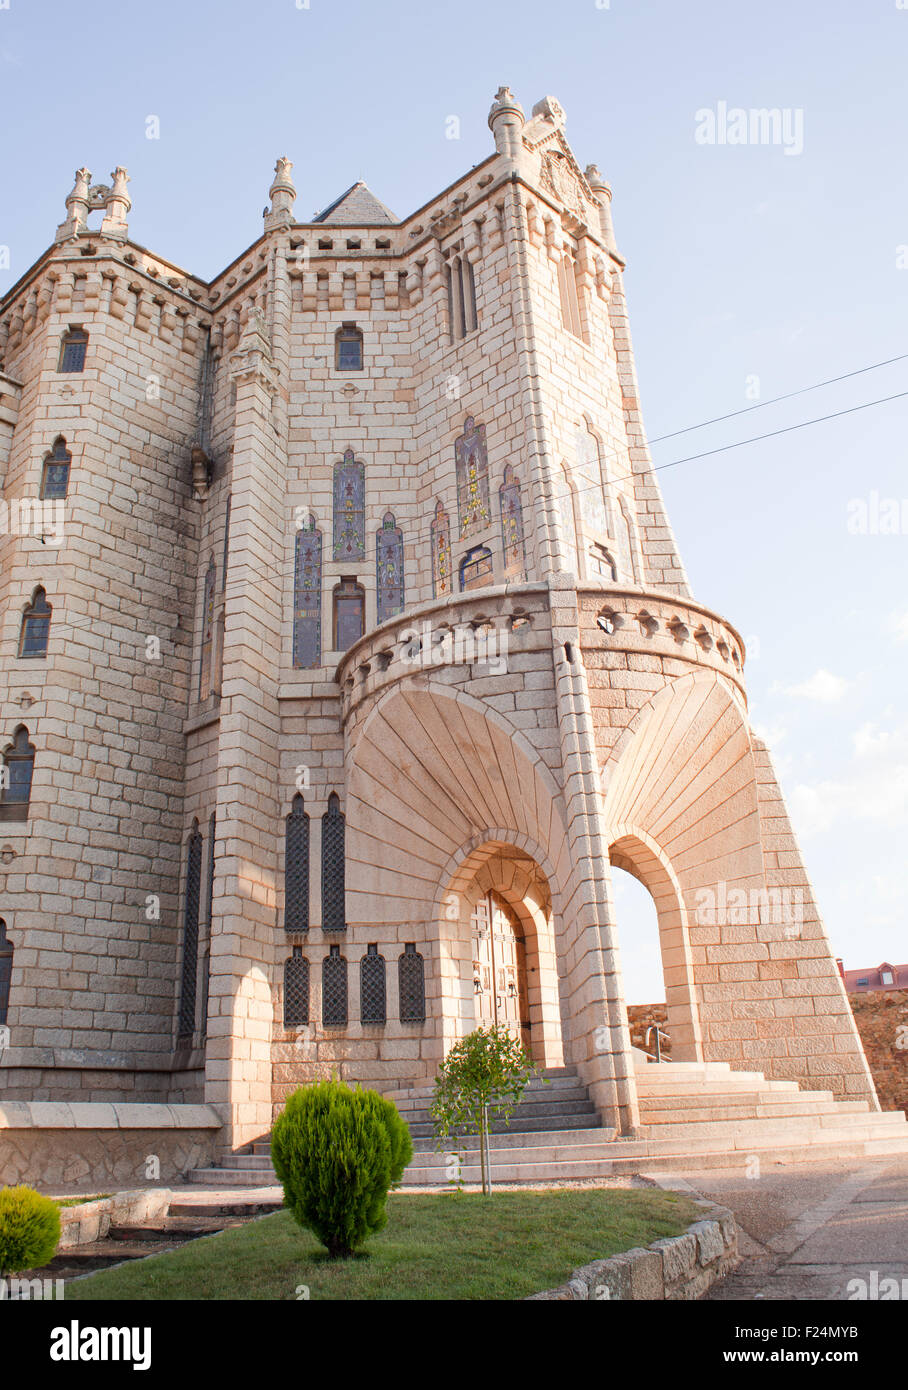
[0,919,12,1026]
[178,825,203,1039]
[199,812,215,1040]
[399,944,426,1023]
[285,795,310,933]
[322,945,347,1026]
[284,949,310,1027]
[360,945,386,1025]
[321,795,346,931]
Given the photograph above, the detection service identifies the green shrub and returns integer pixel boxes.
[271,1080,414,1258]
[0,1185,61,1277]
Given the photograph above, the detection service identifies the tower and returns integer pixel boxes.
[0,92,879,1174]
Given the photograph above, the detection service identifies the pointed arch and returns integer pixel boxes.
[18,587,52,658]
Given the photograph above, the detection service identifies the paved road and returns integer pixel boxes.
[658,1157,908,1300]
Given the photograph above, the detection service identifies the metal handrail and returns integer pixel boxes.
[644,1024,671,1063]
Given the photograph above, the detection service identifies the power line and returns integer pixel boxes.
[648,352,908,444]
[644,388,908,476]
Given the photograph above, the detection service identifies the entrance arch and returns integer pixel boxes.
[609,831,702,1062]
[440,839,565,1069]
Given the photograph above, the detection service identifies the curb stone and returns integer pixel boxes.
[525,1183,739,1301]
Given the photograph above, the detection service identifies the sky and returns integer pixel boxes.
[1,0,906,1001]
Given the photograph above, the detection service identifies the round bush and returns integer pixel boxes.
[271,1080,414,1258]
[0,1185,61,1277]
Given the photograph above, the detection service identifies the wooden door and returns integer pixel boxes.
[471,891,531,1055]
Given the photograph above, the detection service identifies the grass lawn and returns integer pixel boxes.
[66,1188,699,1301]
[56,1195,113,1208]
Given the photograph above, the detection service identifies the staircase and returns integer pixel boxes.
[187,1057,908,1187]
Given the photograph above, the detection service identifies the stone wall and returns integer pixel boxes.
[850,990,908,1115]
[0,1102,222,1192]
[527,1196,738,1300]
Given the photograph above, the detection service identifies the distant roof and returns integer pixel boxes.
[312,182,397,226]
[842,962,908,992]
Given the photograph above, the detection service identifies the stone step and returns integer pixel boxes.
[399,1139,908,1185]
[638,1087,842,1108]
[390,1078,588,1111]
[400,1095,597,1120]
[405,1113,604,1138]
[410,1125,618,1153]
[192,1120,908,1187]
[406,1118,908,1165]
[638,1097,871,1123]
[635,1072,796,1090]
[383,1066,579,1102]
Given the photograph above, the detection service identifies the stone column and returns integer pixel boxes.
[204,311,284,1148]
[549,574,639,1135]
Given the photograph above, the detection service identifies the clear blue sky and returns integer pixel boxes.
[2,0,906,999]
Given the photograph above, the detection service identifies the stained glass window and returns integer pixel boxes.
[335,324,363,371]
[333,449,366,561]
[376,512,404,623]
[40,437,70,501]
[333,579,365,651]
[459,545,493,592]
[293,516,322,669]
[431,500,452,598]
[19,588,52,658]
[574,424,609,536]
[178,821,203,1040]
[455,416,491,538]
[285,793,310,933]
[556,466,579,574]
[58,327,88,373]
[322,793,345,932]
[499,465,525,581]
[198,558,217,700]
[0,726,35,823]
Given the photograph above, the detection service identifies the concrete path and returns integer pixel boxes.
[654,1156,908,1300]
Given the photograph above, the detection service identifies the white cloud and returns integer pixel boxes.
[779,669,849,703]
[888,612,908,643]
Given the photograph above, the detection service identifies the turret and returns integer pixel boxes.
[487,86,525,163]
[264,156,297,231]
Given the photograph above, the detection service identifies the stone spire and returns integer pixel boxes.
[264,156,297,230]
[488,86,525,161]
[100,167,131,241]
[55,167,92,243]
[584,163,618,256]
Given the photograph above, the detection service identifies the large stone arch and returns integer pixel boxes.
[345,681,572,929]
[598,671,875,1100]
[344,681,621,1095]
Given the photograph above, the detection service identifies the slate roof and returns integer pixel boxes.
[313,182,398,225]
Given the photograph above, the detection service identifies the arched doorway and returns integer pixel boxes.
[470,890,531,1054]
[439,840,565,1069]
[609,833,703,1063]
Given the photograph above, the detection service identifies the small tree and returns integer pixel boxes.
[429,1026,540,1195]
[271,1079,413,1259]
[0,1186,61,1278]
